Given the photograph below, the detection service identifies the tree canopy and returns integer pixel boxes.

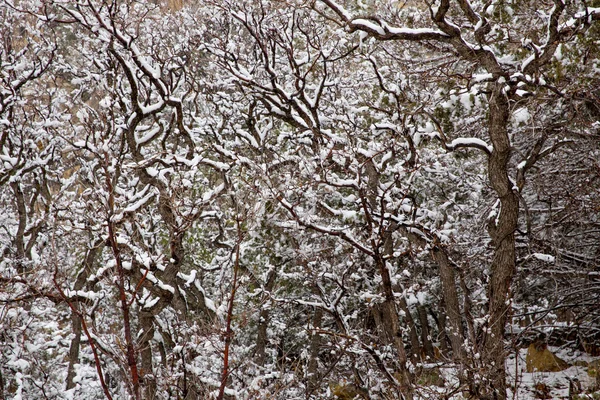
[1,0,599,399]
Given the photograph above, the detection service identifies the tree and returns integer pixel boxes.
[312,1,600,398]
[1,0,599,399]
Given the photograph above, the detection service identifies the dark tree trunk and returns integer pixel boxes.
[66,243,101,390]
[375,255,413,400]
[431,246,467,384]
[254,270,277,367]
[480,84,519,400]
[397,296,422,363]
[417,304,434,360]
[139,312,157,400]
[435,298,451,356]
[306,304,323,397]
[0,367,5,400]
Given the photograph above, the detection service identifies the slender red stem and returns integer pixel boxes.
[103,154,141,400]
[52,275,113,400]
[217,219,242,400]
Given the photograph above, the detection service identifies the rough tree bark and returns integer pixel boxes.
[306,298,323,396]
[139,312,157,400]
[431,246,466,377]
[364,157,413,398]
[254,270,277,367]
[479,83,519,400]
[66,242,102,390]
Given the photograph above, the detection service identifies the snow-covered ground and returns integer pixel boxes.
[413,347,599,399]
[507,347,599,399]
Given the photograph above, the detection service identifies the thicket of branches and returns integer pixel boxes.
[1,0,599,399]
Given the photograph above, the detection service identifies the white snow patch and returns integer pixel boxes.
[512,107,531,124]
[448,137,493,153]
[532,253,555,263]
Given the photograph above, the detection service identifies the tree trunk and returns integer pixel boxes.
[11,182,27,274]
[417,304,434,361]
[254,270,277,367]
[139,312,157,400]
[397,296,422,363]
[306,304,323,397]
[431,246,467,383]
[435,298,450,356]
[480,83,519,400]
[384,229,415,397]
[375,255,413,399]
[66,243,101,390]
[0,367,5,400]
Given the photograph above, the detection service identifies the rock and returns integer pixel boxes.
[587,359,600,378]
[330,382,362,399]
[526,342,569,372]
[572,360,589,367]
[416,367,445,387]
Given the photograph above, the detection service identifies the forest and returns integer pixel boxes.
[1,0,599,399]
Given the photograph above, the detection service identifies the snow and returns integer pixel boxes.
[203,182,226,202]
[183,269,197,286]
[474,18,483,31]
[136,126,161,145]
[139,100,164,115]
[130,43,162,80]
[521,54,536,70]
[532,253,555,263]
[459,93,472,110]
[142,295,160,309]
[142,269,175,294]
[123,191,155,213]
[0,154,18,166]
[512,107,531,124]
[324,0,352,20]
[448,137,493,153]
[473,73,493,82]
[385,26,447,36]
[352,19,385,35]
[194,281,217,313]
[507,347,599,399]
[64,289,102,301]
[3,4,600,399]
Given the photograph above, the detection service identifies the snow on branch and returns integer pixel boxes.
[350,18,450,41]
[318,0,449,41]
[446,137,493,155]
[276,194,374,256]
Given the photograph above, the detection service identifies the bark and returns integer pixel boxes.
[217,229,242,400]
[403,229,466,369]
[111,228,141,400]
[397,296,422,362]
[11,182,26,273]
[306,303,323,397]
[358,157,413,396]
[435,299,450,356]
[0,367,4,400]
[66,243,102,390]
[431,247,466,370]
[254,270,277,367]
[66,301,84,390]
[479,84,519,400]
[417,304,434,360]
[254,306,271,367]
[375,254,413,399]
[382,226,413,397]
[139,312,157,400]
